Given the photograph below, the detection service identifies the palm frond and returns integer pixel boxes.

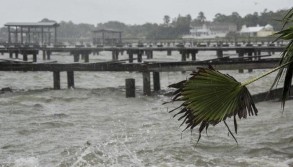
[281,8,293,29]
[271,8,293,108]
[168,67,258,143]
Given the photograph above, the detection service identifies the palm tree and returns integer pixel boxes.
[167,8,293,143]
[163,15,170,25]
[197,11,206,23]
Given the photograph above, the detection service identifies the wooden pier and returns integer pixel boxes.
[0,44,285,63]
[0,43,284,96]
[0,57,280,95]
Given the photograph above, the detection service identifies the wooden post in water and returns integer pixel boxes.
[67,71,74,88]
[111,51,115,61]
[257,50,261,60]
[33,53,37,62]
[9,52,13,58]
[167,50,172,56]
[81,53,85,60]
[153,72,160,91]
[74,53,79,62]
[84,53,89,63]
[115,51,119,61]
[186,52,190,59]
[15,52,19,59]
[146,51,151,59]
[191,52,197,61]
[23,53,28,61]
[137,51,143,63]
[248,51,253,73]
[43,50,46,60]
[181,51,186,61]
[238,51,244,73]
[128,51,133,63]
[53,71,61,90]
[216,50,223,58]
[143,71,151,96]
[125,78,135,98]
[47,51,51,60]
[149,51,153,59]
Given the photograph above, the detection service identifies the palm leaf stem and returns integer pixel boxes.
[241,60,293,86]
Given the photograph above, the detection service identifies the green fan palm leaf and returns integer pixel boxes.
[271,8,293,108]
[169,66,258,143]
[168,61,292,143]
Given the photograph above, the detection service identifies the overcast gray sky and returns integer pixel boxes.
[0,0,291,26]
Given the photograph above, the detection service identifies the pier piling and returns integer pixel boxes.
[53,71,61,90]
[128,52,133,63]
[143,71,151,96]
[216,50,223,58]
[181,51,186,61]
[191,52,197,61]
[153,72,160,91]
[23,53,28,61]
[248,51,253,73]
[238,51,244,73]
[43,50,46,60]
[74,53,79,62]
[33,54,37,62]
[84,53,89,63]
[125,78,135,98]
[138,52,143,63]
[67,71,74,88]
[47,51,51,60]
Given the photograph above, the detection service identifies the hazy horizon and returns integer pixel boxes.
[0,0,291,26]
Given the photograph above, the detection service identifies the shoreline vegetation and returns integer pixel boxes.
[0,9,290,43]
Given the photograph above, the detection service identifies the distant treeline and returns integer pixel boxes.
[0,9,290,42]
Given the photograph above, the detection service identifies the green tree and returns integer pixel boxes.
[163,15,170,25]
[197,11,206,23]
[168,8,293,143]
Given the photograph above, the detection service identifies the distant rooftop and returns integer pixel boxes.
[92,29,122,33]
[240,24,274,33]
[4,22,59,27]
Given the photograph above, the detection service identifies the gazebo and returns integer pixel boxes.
[92,29,122,46]
[4,22,59,45]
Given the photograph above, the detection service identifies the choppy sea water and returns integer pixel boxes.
[0,50,292,167]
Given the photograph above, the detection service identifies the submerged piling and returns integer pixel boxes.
[126,78,135,98]
[153,72,160,91]
[143,71,151,96]
[67,71,74,88]
[53,71,61,90]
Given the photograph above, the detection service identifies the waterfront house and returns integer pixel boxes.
[183,23,237,39]
[239,24,274,37]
